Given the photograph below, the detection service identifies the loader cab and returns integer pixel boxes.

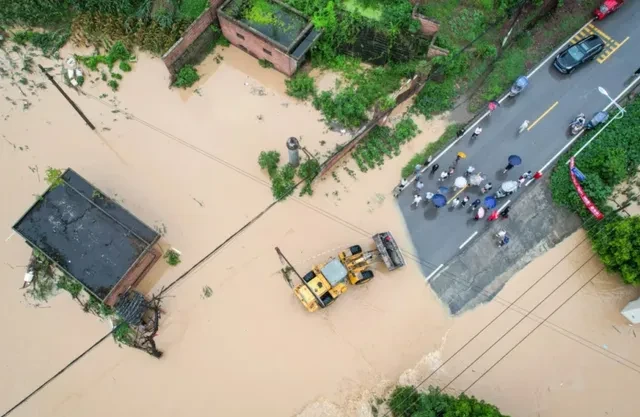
[295,258,348,312]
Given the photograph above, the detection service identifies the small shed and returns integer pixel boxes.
[13,169,161,306]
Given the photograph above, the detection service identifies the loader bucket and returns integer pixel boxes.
[373,232,405,271]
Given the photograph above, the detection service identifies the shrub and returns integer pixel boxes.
[258,59,274,68]
[164,249,181,266]
[413,78,456,119]
[107,79,119,91]
[45,167,63,188]
[110,72,123,80]
[285,73,316,100]
[174,65,200,88]
[119,61,132,72]
[179,0,209,21]
[388,386,508,417]
[11,30,69,56]
[313,87,368,128]
[271,164,297,199]
[298,158,321,196]
[258,150,281,178]
[591,217,640,285]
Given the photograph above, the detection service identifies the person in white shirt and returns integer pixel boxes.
[411,194,423,208]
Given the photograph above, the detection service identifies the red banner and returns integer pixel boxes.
[569,157,604,220]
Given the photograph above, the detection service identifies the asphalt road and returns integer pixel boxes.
[398,2,640,278]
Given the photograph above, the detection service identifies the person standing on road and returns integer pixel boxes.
[518,120,530,134]
[517,176,526,187]
[471,126,482,139]
[503,162,515,174]
[456,128,465,138]
[448,165,456,176]
[451,197,461,208]
[423,155,433,166]
[481,182,493,193]
[425,191,434,203]
[522,170,532,180]
[411,194,423,208]
[464,165,475,178]
[416,180,424,191]
[439,170,449,182]
[471,198,481,210]
[461,195,470,207]
[393,178,408,197]
[414,164,422,176]
[431,163,440,174]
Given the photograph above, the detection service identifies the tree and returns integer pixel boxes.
[591,217,640,285]
[389,386,509,417]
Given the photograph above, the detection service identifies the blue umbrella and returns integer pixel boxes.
[508,155,522,166]
[432,194,447,208]
[484,195,497,209]
[438,186,449,194]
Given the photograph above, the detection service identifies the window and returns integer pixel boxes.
[236,33,245,40]
[263,48,272,56]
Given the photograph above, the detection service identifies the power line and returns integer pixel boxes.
[377,218,635,417]
[461,265,604,393]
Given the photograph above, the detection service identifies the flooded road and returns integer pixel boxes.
[1,42,638,417]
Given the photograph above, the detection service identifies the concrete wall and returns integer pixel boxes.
[161,0,227,76]
[218,14,297,76]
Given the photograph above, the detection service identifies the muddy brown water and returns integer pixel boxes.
[1,43,638,417]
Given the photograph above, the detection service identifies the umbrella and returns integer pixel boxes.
[484,195,497,209]
[508,155,522,166]
[438,186,449,194]
[456,151,467,160]
[475,207,485,219]
[488,210,500,221]
[432,194,447,208]
[469,173,484,186]
[501,181,518,193]
[454,176,468,188]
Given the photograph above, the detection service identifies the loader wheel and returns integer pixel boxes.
[349,245,362,255]
[303,270,316,283]
[355,270,374,285]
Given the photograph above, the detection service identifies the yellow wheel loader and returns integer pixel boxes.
[291,232,405,312]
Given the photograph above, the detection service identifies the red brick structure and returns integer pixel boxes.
[217,0,321,76]
[412,5,440,36]
[162,0,226,77]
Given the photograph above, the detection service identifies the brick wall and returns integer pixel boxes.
[162,0,227,76]
[414,15,440,36]
[218,14,297,76]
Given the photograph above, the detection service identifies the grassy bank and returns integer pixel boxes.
[549,96,640,285]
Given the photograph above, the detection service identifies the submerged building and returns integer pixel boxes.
[217,0,321,76]
[13,169,161,307]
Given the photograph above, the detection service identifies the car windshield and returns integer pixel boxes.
[567,45,586,61]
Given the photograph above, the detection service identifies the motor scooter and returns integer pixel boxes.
[569,113,586,136]
[508,76,529,97]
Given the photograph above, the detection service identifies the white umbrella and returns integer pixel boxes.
[469,173,484,186]
[501,181,518,193]
[454,176,468,189]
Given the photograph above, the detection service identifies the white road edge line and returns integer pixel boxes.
[459,231,478,250]
[528,18,595,77]
[537,75,640,174]
[405,19,595,188]
[498,200,511,213]
[425,263,444,282]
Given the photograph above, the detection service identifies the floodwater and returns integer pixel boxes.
[1,42,638,417]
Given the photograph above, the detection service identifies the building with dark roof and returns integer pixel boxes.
[13,169,161,306]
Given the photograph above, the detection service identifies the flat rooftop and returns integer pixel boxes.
[13,169,159,300]
[220,0,311,51]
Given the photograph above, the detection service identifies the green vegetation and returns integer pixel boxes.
[107,79,119,91]
[164,249,182,266]
[550,98,640,285]
[285,73,316,100]
[298,158,321,196]
[202,285,213,298]
[179,0,209,21]
[56,273,83,299]
[401,123,462,178]
[44,167,64,188]
[119,61,132,72]
[258,150,321,198]
[112,321,136,346]
[77,40,132,71]
[11,29,70,56]
[174,65,200,88]
[258,58,274,68]
[313,62,416,128]
[352,118,419,172]
[592,217,640,285]
[388,386,508,417]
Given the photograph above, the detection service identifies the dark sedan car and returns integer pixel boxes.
[553,34,605,74]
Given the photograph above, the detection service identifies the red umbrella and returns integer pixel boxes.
[488,210,499,221]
